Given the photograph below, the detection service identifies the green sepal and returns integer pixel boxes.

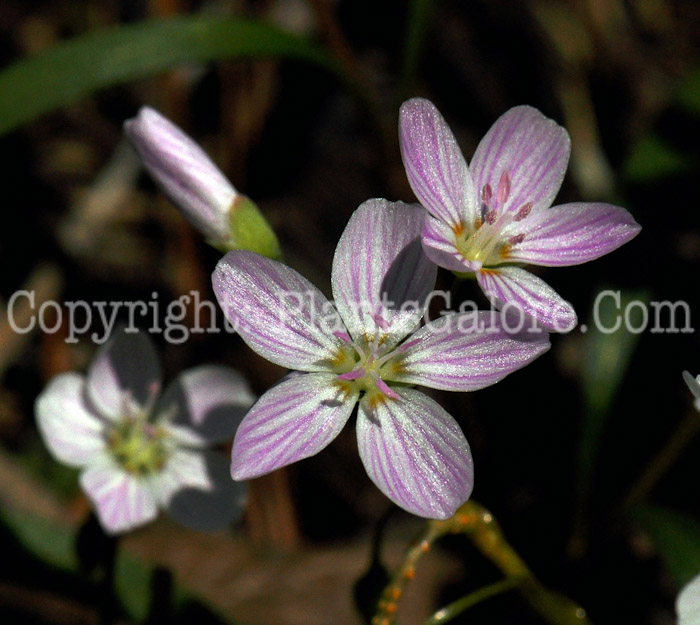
[214,195,282,260]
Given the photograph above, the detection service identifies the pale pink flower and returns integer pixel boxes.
[399,98,641,331]
[35,331,254,534]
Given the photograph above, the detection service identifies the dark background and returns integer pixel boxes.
[0,1,699,624]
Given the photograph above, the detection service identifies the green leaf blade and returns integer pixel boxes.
[0,16,338,136]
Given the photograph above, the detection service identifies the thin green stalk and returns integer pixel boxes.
[622,408,700,508]
[422,577,522,625]
[372,501,592,625]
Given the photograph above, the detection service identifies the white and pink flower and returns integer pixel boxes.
[399,98,641,331]
[213,199,551,519]
[35,331,254,534]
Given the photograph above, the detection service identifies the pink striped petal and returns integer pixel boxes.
[505,202,641,266]
[385,311,550,391]
[213,251,344,371]
[125,107,236,243]
[151,449,246,531]
[87,330,162,421]
[422,216,481,272]
[80,457,157,534]
[677,572,700,625]
[357,388,473,519]
[159,366,255,446]
[477,267,577,332]
[332,199,437,346]
[470,106,570,217]
[399,98,477,227]
[35,373,106,467]
[231,373,358,480]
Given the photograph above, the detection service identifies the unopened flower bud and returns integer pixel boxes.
[125,107,281,258]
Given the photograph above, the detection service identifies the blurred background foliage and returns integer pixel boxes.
[0,0,699,623]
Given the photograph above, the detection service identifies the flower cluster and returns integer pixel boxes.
[213,199,550,518]
[36,331,254,534]
[39,98,642,525]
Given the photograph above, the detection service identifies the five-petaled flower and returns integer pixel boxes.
[677,571,700,625]
[399,98,641,332]
[213,199,551,519]
[35,331,254,534]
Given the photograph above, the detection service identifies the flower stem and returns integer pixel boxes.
[372,501,593,625]
[421,577,521,625]
[621,408,700,508]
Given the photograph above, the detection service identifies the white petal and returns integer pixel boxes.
[470,105,570,216]
[159,366,255,447]
[399,98,477,226]
[678,572,700,625]
[386,311,550,391]
[476,267,577,333]
[331,199,437,346]
[151,449,247,532]
[87,330,162,420]
[231,372,358,480]
[35,373,106,467]
[80,457,158,534]
[213,251,344,371]
[356,388,473,519]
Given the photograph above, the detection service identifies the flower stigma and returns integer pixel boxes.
[331,328,413,405]
[107,384,171,476]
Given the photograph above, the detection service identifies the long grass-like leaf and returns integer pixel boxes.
[0,16,339,136]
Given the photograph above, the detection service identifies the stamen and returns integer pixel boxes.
[375,377,400,400]
[481,183,492,205]
[142,381,162,419]
[372,313,390,331]
[509,233,525,245]
[333,331,352,343]
[484,210,497,225]
[514,202,532,221]
[337,369,364,381]
[496,171,511,204]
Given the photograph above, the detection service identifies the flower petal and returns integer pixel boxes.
[80,457,157,534]
[470,106,570,217]
[386,311,550,391]
[684,371,700,400]
[151,449,247,531]
[678,572,700,625]
[422,216,481,273]
[477,267,577,332]
[35,373,106,467]
[231,373,358,480]
[159,366,255,446]
[125,107,236,243]
[399,98,477,227]
[213,251,344,371]
[356,388,473,519]
[87,330,162,420]
[507,202,641,266]
[331,199,437,346]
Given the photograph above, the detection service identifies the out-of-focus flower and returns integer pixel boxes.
[124,106,281,258]
[683,370,700,411]
[213,199,550,519]
[678,571,700,625]
[35,331,254,534]
[399,98,641,332]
